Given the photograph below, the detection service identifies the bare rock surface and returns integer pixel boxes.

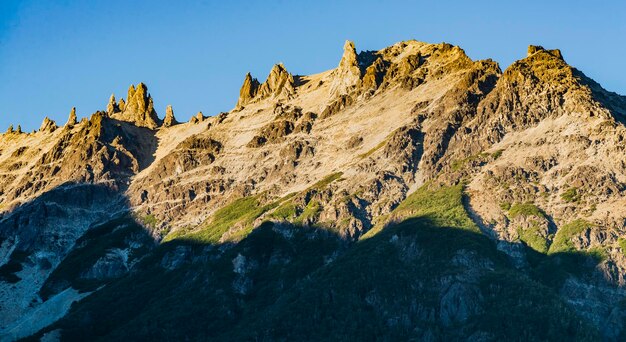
[1,39,626,340]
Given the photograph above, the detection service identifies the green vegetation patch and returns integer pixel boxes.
[358,139,388,159]
[40,191,601,341]
[549,219,593,254]
[295,200,322,224]
[491,149,504,159]
[174,195,278,244]
[508,202,545,218]
[310,172,343,190]
[141,214,158,228]
[560,187,581,203]
[174,172,344,244]
[450,152,490,172]
[268,201,298,221]
[499,202,511,211]
[268,172,342,225]
[619,238,626,257]
[517,221,549,254]
[363,183,480,239]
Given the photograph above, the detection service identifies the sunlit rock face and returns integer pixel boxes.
[2,39,626,340]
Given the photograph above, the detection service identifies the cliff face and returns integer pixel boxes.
[2,40,626,340]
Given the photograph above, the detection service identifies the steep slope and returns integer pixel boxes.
[128,40,501,240]
[0,86,159,337]
[1,40,626,340]
[33,185,598,341]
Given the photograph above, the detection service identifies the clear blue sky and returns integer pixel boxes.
[1,0,624,132]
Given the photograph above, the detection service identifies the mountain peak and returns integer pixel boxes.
[39,117,57,133]
[4,39,626,341]
[329,40,362,96]
[527,45,564,60]
[340,40,358,68]
[257,63,295,100]
[110,83,161,129]
[235,64,294,109]
[236,72,261,109]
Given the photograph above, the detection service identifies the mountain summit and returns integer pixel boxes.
[1,39,626,341]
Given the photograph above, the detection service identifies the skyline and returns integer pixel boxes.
[1,0,625,131]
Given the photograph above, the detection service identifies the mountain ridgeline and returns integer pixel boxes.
[1,40,626,341]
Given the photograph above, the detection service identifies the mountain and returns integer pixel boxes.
[1,40,626,341]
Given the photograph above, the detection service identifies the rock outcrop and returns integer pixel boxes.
[110,83,161,129]
[189,111,205,124]
[328,40,362,96]
[234,64,295,109]
[527,44,563,59]
[107,94,119,116]
[256,63,295,100]
[163,105,179,127]
[66,107,77,127]
[39,117,57,133]
[236,73,261,108]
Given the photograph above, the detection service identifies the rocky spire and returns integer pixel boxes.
[163,105,179,127]
[339,40,361,76]
[111,83,161,129]
[329,40,362,96]
[236,73,260,109]
[190,111,204,124]
[257,63,295,100]
[107,94,119,116]
[39,117,58,133]
[16,125,22,134]
[6,124,13,134]
[66,107,77,127]
[127,85,136,102]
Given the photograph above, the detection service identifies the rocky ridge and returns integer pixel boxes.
[1,40,626,340]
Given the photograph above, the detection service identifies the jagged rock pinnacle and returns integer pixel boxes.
[6,124,14,134]
[128,85,136,101]
[339,40,360,75]
[107,94,119,116]
[110,83,161,129]
[234,63,297,109]
[66,107,77,127]
[39,117,58,133]
[236,72,260,109]
[189,111,205,124]
[329,40,362,96]
[163,105,179,127]
[257,64,295,100]
[16,125,22,134]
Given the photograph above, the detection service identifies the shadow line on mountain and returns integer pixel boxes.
[33,215,607,341]
[0,180,616,340]
[0,181,135,293]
